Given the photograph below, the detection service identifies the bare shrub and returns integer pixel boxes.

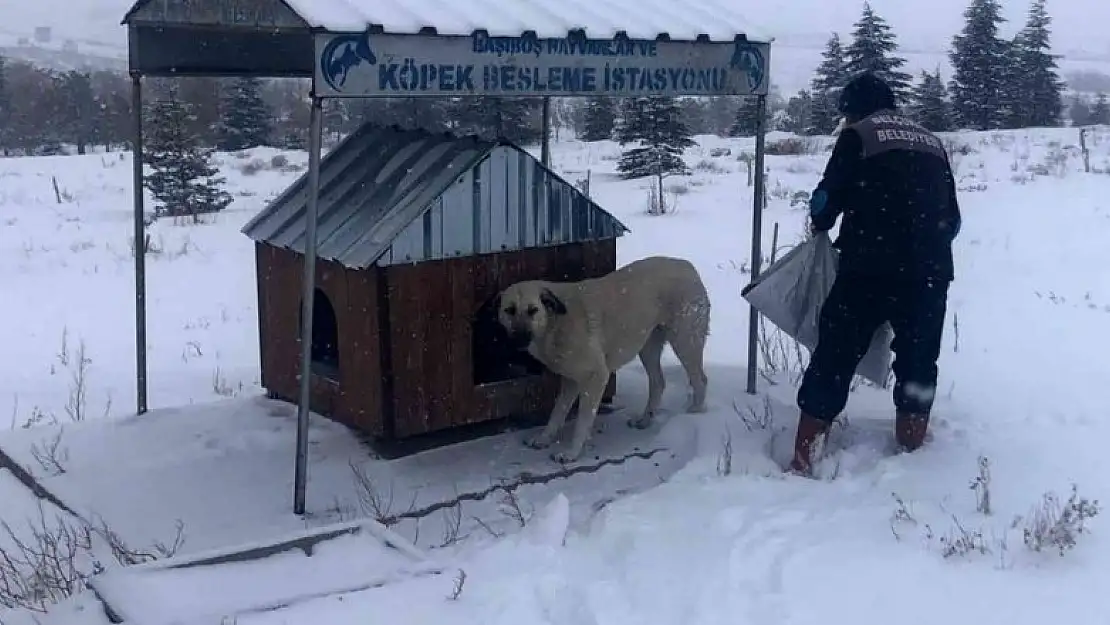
[756,319,807,385]
[716,428,733,477]
[889,493,917,541]
[63,341,89,423]
[436,503,464,549]
[768,179,792,201]
[646,182,677,216]
[496,486,531,528]
[1020,484,1100,556]
[239,159,266,176]
[736,152,755,186]
[1037,148,1070,177]
[351,450,665,547]
[211,367,236,397]
[50,176,74,204]
[55,327,70,369]
[447,569,467,600]
[765,137,820,156]
[349,461,418,526]
[929,515,993,559]
[942,138,974,156]
[29,429,68,477]
[734,394,775,432]
[693,158,728,174]
[269,154,289,169]
[0,503,184,612]
[970,455,992,515]
[892,462,1100,563]
[129,233,164,258]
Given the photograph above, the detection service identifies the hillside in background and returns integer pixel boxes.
[3,0,1110,94]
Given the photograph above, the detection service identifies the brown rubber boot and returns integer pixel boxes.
[787,413,830,476]
[895,411,930,452]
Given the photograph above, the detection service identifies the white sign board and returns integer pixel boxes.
[314,31,770,98]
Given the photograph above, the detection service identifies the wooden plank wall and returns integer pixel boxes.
[254,244,385,435]
[256,239,618,441]
[386,240,618,438]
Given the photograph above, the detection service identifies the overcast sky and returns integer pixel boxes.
[1,0,1107,59]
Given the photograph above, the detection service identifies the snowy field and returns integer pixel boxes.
[2,126,1110,623]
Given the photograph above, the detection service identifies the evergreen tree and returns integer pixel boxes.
[783,90,815,135]
[145,85,232,221]
[215,77,273,151]
[810,33,849,135]
[389,97,452,133]
[615,96,694,180]
[1008,0,1064,128]
[1068,96,1093,126]
[455,97,540,144]
[323,99,350,144]
[677,98,712,135]
[844,3,913,103]
[580,96,617,141]
[728,97,764,137]
[949,0,1009,130]
[996,40,1026,129]
[56,71,97,154]
[0,55,9,154]
[614,97,647,145]
[1091,93,1110,125]
[703,96,738,136]
[910,70,953,131]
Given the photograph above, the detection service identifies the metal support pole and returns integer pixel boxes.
[293,97,325,516]
[746,94,768,395]
[130,72,148,415]
[541,97,551,166]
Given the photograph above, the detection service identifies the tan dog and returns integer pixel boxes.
[497,256,711,463]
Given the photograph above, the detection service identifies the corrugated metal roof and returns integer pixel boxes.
[241,125,497,268]
[241,124,629,269]
[280,0,772,42]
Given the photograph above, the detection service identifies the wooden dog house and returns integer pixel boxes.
[241,123,629,440]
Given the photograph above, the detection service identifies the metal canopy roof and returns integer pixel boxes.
[276,0,770,42]
[240,123,629,269]
[121,0,771,77]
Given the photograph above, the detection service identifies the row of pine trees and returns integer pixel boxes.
[577,0,1093,181]
[3,0,1109,210]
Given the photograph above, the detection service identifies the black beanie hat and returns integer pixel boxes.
[837,71,897,118]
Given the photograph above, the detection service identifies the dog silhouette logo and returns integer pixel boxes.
[730,41,766,93]
[320,32,377,92]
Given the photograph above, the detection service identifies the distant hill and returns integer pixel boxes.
[2,0,1110,96]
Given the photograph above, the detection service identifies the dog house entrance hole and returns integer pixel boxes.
[298,288,340,381]
[472,294,545,385]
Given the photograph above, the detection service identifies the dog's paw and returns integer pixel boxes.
[550,450,580,464]
[523,436,553,450]
[685,402,708,414]
[627,415,654,430]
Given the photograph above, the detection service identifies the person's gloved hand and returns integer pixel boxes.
[809,189,828,218]
[807,189,829,235]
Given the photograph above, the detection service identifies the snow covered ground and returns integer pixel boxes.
[2,126,1110,623]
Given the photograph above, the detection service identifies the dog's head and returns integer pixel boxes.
[495,281,567,349]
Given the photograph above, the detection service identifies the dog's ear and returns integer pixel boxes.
[539,288,566,315]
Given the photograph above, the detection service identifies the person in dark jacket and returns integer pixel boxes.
[789,71,962,476]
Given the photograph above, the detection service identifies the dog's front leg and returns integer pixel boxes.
[552,370,608,463]
[524,377,578,450]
